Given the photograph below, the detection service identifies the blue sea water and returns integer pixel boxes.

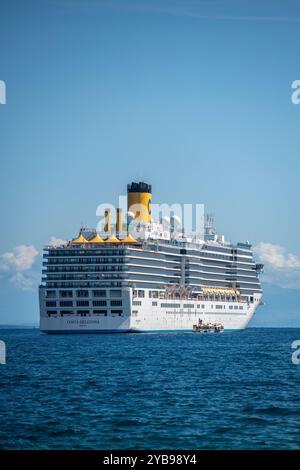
[0,328,300,450]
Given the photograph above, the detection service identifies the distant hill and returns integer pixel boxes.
[0,324,38,329]
[251,283,300,327]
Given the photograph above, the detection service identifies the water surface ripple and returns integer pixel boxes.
[0,328,300,449]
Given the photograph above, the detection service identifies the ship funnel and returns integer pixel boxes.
[104,208,111,232]
[127,181,152,223]
[116,208,123,235]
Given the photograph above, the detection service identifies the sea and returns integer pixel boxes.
[0,328,300,450]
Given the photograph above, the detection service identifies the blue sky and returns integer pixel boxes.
[0,0,300,325]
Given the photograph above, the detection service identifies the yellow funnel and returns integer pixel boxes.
[104,209,111,232]
[127,181,152,223]
[116,208,123,233]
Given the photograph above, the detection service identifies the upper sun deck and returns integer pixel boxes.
[43,233,253,255]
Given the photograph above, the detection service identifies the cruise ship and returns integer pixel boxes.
[39,182,263,333]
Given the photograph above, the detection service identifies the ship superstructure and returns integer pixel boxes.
[39,182,263,333]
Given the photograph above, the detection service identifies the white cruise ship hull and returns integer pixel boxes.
[39,288,262,333]
[39,181,264,334]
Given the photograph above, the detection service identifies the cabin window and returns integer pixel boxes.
[93,300,107,307]
[60,301,73,307]
[76,300,89,307]
[76,290,89,298]
[59,290,73,298]
[93,310,107,316]
[111,309,123,316]
[92,290,106,297]
[111,300,122,307]
[110,290,122,297]
[46,290,56,298]
[78,310,89,316]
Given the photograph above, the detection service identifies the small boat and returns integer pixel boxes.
[192,319,224,333]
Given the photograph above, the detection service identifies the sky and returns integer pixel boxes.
[0,0,300,325]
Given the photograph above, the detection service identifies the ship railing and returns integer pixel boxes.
[133,291,249,302]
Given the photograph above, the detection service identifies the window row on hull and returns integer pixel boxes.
[43,269,259,289]
[43,266,259,283]
[42,280,262,295]
[44,248,254,266]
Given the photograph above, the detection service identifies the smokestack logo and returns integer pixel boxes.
[0,340,6,365]
[0,80,6,104]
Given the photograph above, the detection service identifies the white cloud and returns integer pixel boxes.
[254,242,300,270]
[254,242,300,289]
[0,245,39,291]
[48,236,67,247]
[0,245,39,272]
[10,272,37,291]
